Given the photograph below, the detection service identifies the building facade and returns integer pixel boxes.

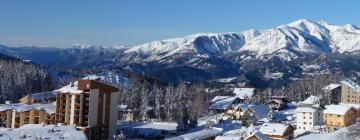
[55,79,119,140]
[324,105,359,128]
[340,80,360,104]
[296,104,324,131]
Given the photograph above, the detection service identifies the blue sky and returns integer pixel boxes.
[0,0,359,47]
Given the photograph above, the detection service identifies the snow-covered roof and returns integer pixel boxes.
[324,104,357,115]
[302,96,321,104]
[54,81,83,94]
[341,79,360,92]
[30,92,57,100]
[210,97,239,110]
[296,104,322,113]
[211,96,231,103]
[322,84,341,91]
[118,104,132,112]
[233,88,255,99]
[0,103,56,114]
[339,103,360,110]
[0,124,87,140]
[245,131,274,140]
[259,123,293,136]
[166,128,223,140]
[249,104,269,118]
[0,104,13,112]
[215,135,242,140]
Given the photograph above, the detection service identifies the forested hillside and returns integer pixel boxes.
[0,53,52,102]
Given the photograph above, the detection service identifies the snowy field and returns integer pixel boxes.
[0,124,87,140]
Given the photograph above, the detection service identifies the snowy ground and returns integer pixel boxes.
[0,124,87,140]
[295,128,348,140]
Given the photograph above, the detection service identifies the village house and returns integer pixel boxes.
[166,127,223,140]
[322,84,341,104]
[267,96,289,111]
[118,104,134,121]
[258,123,295,140]
[233,88,256,103]
[324,104,360,129]
[209,96,241,114]
[225,104,269,121]
[296,96,324,131]
[55,79,119,140]
[340,80,360,104]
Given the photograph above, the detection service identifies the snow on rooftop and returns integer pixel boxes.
[302,96,321,104]
[324,104,356,115]
[166,128,223,140]
[296,104,321,113]
[233,88,255,99]
[211,96,231,103]
[209,97,238,110]
[0,124,87,140]
[322,83,341,91]
[259,123,292,136]
[244,131,274,140]
[54,81,83,94]
[249,104,269,118]
[341,79,360,92]
[0,103,56,114]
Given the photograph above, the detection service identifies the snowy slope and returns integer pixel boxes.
[125,19,360,60]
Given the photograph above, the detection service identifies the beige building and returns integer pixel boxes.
[0,103,56,128]
[324,104,359,128]
[340,80,360,104]
[55,79,119,140]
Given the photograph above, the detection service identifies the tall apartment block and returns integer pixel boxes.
[55,79,119,140]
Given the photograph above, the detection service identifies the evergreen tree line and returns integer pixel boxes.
[0,55,52,102]
[118,80,209,124]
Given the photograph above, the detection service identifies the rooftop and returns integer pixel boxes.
[322,83,341,91]
[233,88,255,99]
[341,79,360,92]
[324,104,356,115]
[259,123,293,136]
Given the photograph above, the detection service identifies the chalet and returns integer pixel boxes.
[258,123,295,140]
[0,103,13,128]
[267,96,289,110]
[118,104,133,121]
[233,88,256,103]
[19,92,56,104]
[324,104,360,129]
[340,80,360,104]
[225,104,269,121]
[322,84,341,104]
[245,131,274,140]
[209,96,241,113]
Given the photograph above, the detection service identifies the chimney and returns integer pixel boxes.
[70,82,74,87]
[5,101,12,105]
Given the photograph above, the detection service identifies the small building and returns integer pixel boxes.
[118,104,133,121]
[19,92,56,104]
[324,104,359,129]
[296,104,324,131]
[340,80,360,104]
[267,96,289,110]
[0,104,13,128]
[245,131,274,140]
[225,104,269,121]
[258,123,295,140]
[209,96,241,113]
[233,88,256,103]
[322,84,341,104]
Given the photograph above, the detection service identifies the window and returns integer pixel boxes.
[310,117,312,119]
[303,117,306,119]
[338,115,341,117]
[310,122,312,125]
[303,122,307,124]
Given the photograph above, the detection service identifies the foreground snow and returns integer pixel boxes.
[0,124,87,140]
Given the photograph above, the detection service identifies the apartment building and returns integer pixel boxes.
[55,79,119,140]
[324,104,359,128]
[340,80,360,104]
[0,103,56,128]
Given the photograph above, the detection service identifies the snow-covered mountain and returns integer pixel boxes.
[124,19,360,60]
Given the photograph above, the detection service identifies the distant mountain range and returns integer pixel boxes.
[1,19,360,87]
